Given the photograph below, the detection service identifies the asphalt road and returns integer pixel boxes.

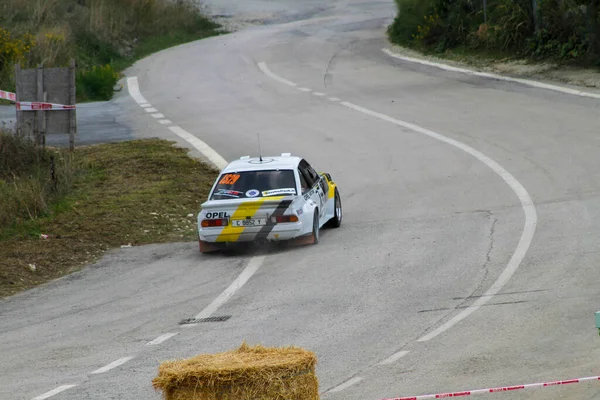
[2,1,600,399]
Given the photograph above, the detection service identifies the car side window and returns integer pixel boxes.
[297,169,309,193]
[299,160,318,187]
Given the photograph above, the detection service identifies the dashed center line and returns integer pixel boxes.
[298,87,311,92]
[328,377,364,393]
[257,61,297,87]
[31,385,78,400]
[184,256,266,328]
[151,113,165,118]
[312,92,326,96]
[328,97,341,102]
[158,119,172,125]
[91,356,135,375]
[145,107,158,113]
[378,350,410,365]
[146,332,179,346]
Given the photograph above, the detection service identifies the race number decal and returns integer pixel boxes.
[219,174,240,185]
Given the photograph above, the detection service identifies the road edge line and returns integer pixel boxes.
[382,48,600,100]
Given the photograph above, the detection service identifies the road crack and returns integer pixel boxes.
[458,212,497,308]
[414,211,498,338]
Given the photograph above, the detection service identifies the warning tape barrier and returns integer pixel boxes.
[16,101,75,111]
[1,89,75,110]
[383,375,600,400]
[0,90,16,102]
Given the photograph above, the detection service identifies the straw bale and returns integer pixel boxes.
[153,342,320,400]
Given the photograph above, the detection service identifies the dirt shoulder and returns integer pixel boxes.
[0,139,218,299]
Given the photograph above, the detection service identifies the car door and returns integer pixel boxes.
[299,159,326,218]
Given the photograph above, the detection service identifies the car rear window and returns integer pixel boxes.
[210,170,297,200]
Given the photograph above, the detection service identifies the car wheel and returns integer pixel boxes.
[330,188,342,228]
[311,209,320,245]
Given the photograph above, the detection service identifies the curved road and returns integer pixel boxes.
[2,1,600,399]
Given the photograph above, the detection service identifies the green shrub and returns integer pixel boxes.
[388,0,436,46]
[389,0,600,64]
[76,64,120,102]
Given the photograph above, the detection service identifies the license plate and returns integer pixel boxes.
[231,218,267,227]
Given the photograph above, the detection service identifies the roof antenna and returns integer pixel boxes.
[257,132,263,162]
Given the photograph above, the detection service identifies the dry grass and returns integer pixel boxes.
[153,342,320,400]
[0,131,75,228]
[0,138,219,298]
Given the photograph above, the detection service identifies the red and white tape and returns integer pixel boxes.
[383,375,600,400]
[1,89,75,110]
[16,101,75,111]
[0,90,16,102]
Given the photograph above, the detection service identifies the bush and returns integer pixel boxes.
[389,0,600,64]
[388,0,436,46]
[76,64,120,101]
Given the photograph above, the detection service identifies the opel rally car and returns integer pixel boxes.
[197,153,342,253]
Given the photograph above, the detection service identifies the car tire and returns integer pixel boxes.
[311,209,320,245]
[329,188,342,228]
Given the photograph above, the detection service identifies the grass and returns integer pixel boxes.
[0,137,219,298]
[0,131,75,230]
[0,0,223,102]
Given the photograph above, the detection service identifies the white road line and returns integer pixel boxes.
[168,126,227,170]
[146,332,179,346]
[258,61,538,343]
[328,377,363,393]
[298,87,311,92]
[258,62,297,87]
[31,385,78,400]
[378,350,410,365]
[145,107,158,113]
[382,48,600,99]
[90,356,135,374]
[158,119,172,125]
[329,97,341,102]
[140,103,152,108]
[127,77,227,170]
[313,92,326,96]
[126,77,148,104]
[193,256,265,321]
[339,101,537,342]
[151,113,165,118]
[127,78,266,340]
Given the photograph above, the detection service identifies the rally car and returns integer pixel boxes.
[197,153,342,253]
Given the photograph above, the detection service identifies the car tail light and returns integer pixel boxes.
[271,215,299,223]
[201,218,228,227]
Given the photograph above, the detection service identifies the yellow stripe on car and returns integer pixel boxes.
[215,196,284,242]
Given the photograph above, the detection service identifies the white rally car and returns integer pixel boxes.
[197,153,342,253]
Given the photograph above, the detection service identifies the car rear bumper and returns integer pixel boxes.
[199,222,304,243]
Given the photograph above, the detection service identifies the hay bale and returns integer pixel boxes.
[152,342,320,400]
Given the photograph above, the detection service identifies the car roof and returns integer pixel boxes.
[221,154,302,173]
